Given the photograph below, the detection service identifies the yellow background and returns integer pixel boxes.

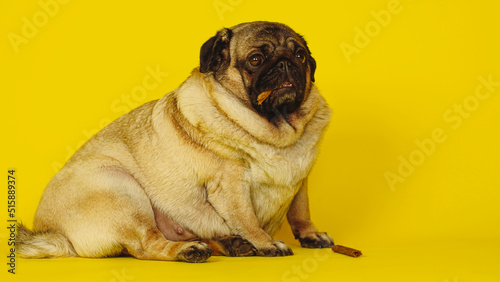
[2,0,499,281]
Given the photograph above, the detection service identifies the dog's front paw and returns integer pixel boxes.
[257,240,293,257]
[217,235,256,257]
[297,232,334,248]
[177,242,213,263]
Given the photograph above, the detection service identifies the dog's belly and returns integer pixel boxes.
[152,205,197,241]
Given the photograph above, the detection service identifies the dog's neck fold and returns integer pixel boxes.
[174,68,327,149]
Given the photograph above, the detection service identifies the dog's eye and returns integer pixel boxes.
[296,51,307,64]
[249,54,264,67]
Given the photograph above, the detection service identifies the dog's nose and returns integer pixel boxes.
[277,59,292,72]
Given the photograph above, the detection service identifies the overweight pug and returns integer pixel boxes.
[18,21,333,262]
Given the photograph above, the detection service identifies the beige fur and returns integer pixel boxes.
[17,22,333,262]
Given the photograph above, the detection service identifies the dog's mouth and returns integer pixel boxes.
[257,81,294,105]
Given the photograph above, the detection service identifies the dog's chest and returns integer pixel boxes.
[247,143,317,233]
[249,145,315,187]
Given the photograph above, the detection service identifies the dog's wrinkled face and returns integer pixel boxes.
[200,22,316,121]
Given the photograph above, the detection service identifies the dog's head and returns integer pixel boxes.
[200,21,316,121]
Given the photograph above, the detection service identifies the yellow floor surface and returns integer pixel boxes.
[5,238,499,282]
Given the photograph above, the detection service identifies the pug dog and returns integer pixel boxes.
[17,21,333,263]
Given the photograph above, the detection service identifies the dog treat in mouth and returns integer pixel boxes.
[331,245,362,258]
[257,90,273,105]
[257,82,294,105]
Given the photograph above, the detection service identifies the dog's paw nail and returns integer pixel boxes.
[298,232,334,248]
[257,240,293,257]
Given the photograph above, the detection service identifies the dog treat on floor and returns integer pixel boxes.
[331,245,362,257]
[257,90,273,105]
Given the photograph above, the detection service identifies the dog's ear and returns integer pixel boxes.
[200,28,232,73]
[300,36,317,83]
[308,55,317,83]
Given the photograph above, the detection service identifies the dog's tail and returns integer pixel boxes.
[16,223,77,258]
